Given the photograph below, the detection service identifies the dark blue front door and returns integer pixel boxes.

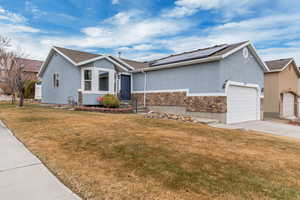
[120,75,131,100]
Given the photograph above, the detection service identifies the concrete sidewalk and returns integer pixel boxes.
[212,120,300,139]
[0,121,81,200]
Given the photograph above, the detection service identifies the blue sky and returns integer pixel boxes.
[0,0,300,63]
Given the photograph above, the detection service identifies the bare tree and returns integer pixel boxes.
[0,36,10,49]
[0,35,31,106]
[12,56,31,106]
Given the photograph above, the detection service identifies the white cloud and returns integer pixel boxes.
[162,0,265,18]
[0,6,45,59]
[42,11,191,49]
[259,46,300,64]
[112,0,120,5]
[132,44,155,51]
[0,6,26,23]
[105,10,141,25]
[122,51,169,62]
[25,1,46,19]
[160,13,300,54]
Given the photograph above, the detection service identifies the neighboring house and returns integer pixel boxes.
[0,57,43,94]
[264,58,300,119]
[297,68,300,118]
[39,41,269,124]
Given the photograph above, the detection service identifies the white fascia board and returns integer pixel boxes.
[279,59,300,76]
[76,56,105,66]
[77,55,130,71]
[132,89,226,96]
[225,80,261,94]
[221,41,250,58]
[281,59,294,71]
[265,59,300,76]
[132,56,222,73]
[248,43,270,72]
[104,56,129,71]
[52,46,77,66]
[38,49,54,78]
[222,41,270,72]
[108,55,135,70]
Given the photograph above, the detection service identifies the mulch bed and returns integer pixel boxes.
[75,106,134,113]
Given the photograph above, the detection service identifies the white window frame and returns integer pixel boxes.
[81,66,115,94]
[83,69,92,91]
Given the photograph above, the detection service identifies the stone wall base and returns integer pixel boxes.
[132,92,227,123]
[132,92,227,113]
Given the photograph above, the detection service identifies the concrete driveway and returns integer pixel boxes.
[221,121,300,139]
[0,121,81,200]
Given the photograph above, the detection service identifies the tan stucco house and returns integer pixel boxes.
[264,58,300,119]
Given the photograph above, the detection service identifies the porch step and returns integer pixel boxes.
[120,100,133,108]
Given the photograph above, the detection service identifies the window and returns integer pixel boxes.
[53,73,59,88]
[84,70,92,91]
[98,71,109,91]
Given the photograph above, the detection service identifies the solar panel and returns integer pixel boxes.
[151,45,228,66]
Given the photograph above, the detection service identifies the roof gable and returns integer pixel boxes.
[16,58,43,73]
[135,41,269,72]
[53,47,100,64]
[265,58,300,77]
[38,47,142,77]
[265,58,293,71]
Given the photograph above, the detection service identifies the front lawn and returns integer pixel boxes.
[1,103,300,200]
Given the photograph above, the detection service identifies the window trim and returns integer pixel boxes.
[98,71,109,92]
[83,69,92,91]
[81,66,115,94]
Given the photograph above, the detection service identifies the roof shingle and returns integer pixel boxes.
[148,41,248,67]
[265,58,293,71]
[54,46,100,63]
[16,58,43,73]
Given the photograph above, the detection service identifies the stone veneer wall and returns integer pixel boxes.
[132,92,227,113]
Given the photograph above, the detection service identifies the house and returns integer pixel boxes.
[0,57,43,94]
[39,41,269,124]
[264,58,300,119]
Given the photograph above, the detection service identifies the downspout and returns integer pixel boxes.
[142,69,147,108]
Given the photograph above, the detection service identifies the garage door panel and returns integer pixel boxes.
[283,93,295,118]
[227,85,260,124]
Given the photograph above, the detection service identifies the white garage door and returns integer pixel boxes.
[282,93,295,118]
[227,85,260,124]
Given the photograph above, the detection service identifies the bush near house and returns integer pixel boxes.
[24,80,37,99]
[100,94,120,108]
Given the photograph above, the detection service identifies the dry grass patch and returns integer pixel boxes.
[1,103,300,199]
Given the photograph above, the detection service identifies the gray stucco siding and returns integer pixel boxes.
[133,61,223,93]
[82,93,102,105]
[220,47,264,90]
[84,58,115,70]
[133,47,264,94]
[41,53,81,105]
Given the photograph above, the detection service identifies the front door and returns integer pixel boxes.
[120,75,131,100]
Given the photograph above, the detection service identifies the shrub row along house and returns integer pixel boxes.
[37,41,300,124]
